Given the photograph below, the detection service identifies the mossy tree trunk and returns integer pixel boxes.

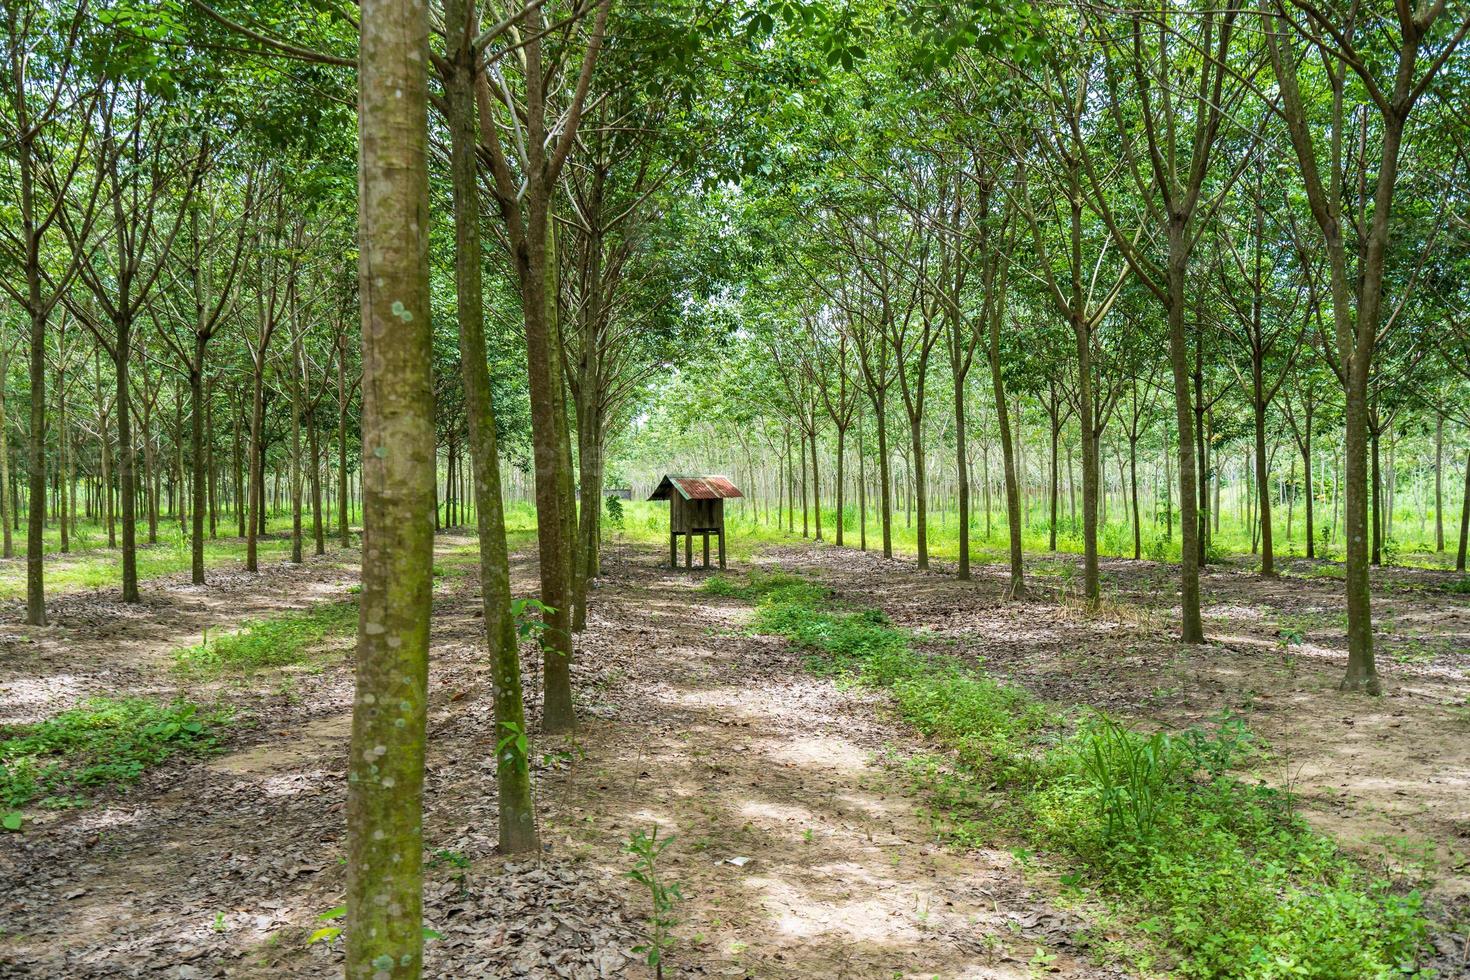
[345,0,437,973]
[442,0,539,852]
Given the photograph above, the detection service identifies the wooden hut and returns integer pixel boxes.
[648,475,743,570]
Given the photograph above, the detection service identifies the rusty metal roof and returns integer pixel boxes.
[648,475,744,501]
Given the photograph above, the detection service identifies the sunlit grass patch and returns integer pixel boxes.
[720,569,1433,978]
[174,600,358,677]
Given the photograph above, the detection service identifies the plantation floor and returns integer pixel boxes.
[767,542,1470,933]
[1,533,1465,976]
[0,536,1124,979]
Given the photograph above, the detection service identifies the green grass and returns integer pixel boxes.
[616,497,1462,574]
[0,697,228,823]
[707,570,1433,978]
[174,600,359,676]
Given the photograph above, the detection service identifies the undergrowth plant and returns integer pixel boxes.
[174,600,358,676]
[707,569,1433,978]
[1,697,227,827]
[625,827,682,978]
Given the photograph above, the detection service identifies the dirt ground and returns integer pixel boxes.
[768,544,1470,918]
[0,534,1465,977]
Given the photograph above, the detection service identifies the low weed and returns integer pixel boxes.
[1,697,227,821]
[625,827,683,979]
[717,567,1434,978]
[174,600,357,676]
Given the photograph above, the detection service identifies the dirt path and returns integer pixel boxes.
[764,542,1470,932]
[1,539,1121,979]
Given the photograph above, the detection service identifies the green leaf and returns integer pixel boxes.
[316,905,347,921]
[2,811,22,831]
[307,926,341,945]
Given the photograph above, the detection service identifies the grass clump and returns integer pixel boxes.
[712,568,1433,978]
[174,600,358,676]
[1,697,227,815]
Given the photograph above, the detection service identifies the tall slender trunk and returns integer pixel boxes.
[1434,414,1446,552]
[345,0,437,973]
[308,400,324,556]
[874,394,892,556]
[800,426,809,537]
[338,340,351,547]
[57,371,69,553]
[246,364,265,571]
[25,303,47,623]
[189,335,207,583]
[1129,436,1141,560]
[1075,317,1099,602]
[908,415,927,568]
[1457,446,1468,572]
[810,423,823,542]
[0,345,11,560]
[1370,425,1382,566]
[289,319,305,565]
[114,318,139,602]
[1048,409,1059,552]
[1254,391,1274,576]
[442,4,538,850]
[1340,370,1378,691]
[835,424,847,548]
[1166,223,1203,642]
[989,329,1024,597]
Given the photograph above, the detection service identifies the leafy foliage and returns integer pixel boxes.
[0,698,226,817]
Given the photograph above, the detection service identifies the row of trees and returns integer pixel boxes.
[631,351,1469,567]
[7,0,758,974]
[617,0,1469,704]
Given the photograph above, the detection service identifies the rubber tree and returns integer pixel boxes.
[344,0,437,971]
[440,0,538,853]
[473,0,610,733]
[1263,0,1468,692]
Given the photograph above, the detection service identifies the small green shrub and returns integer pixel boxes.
[1073,716,1181,856]
[0,697,226,812]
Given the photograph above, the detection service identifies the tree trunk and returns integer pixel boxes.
[1130,436,1141,560]
[25,303,47,624]
[1074,317,1099,602]
[442,4,539,850]
[113,320,140,603]
[810,423,823,542]
[308,399,324,556]
[1166,223,1204,642]
[1371,425,1382,567]
[1434,414,1446,552]
[0,345,12,560]
[1457,446,1468,573]
[345,0,437,973]
[1048,410,1059,552]
[1340,375,1379,692]
[874,395,892,557]
[1254,393,1275,576]
[189,336,207,583]
[989,338,1024,597]
[246,365,265,571]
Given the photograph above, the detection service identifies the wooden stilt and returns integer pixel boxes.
[702,531,710,568]
[685,529,692,569]
[670,531,677,569]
